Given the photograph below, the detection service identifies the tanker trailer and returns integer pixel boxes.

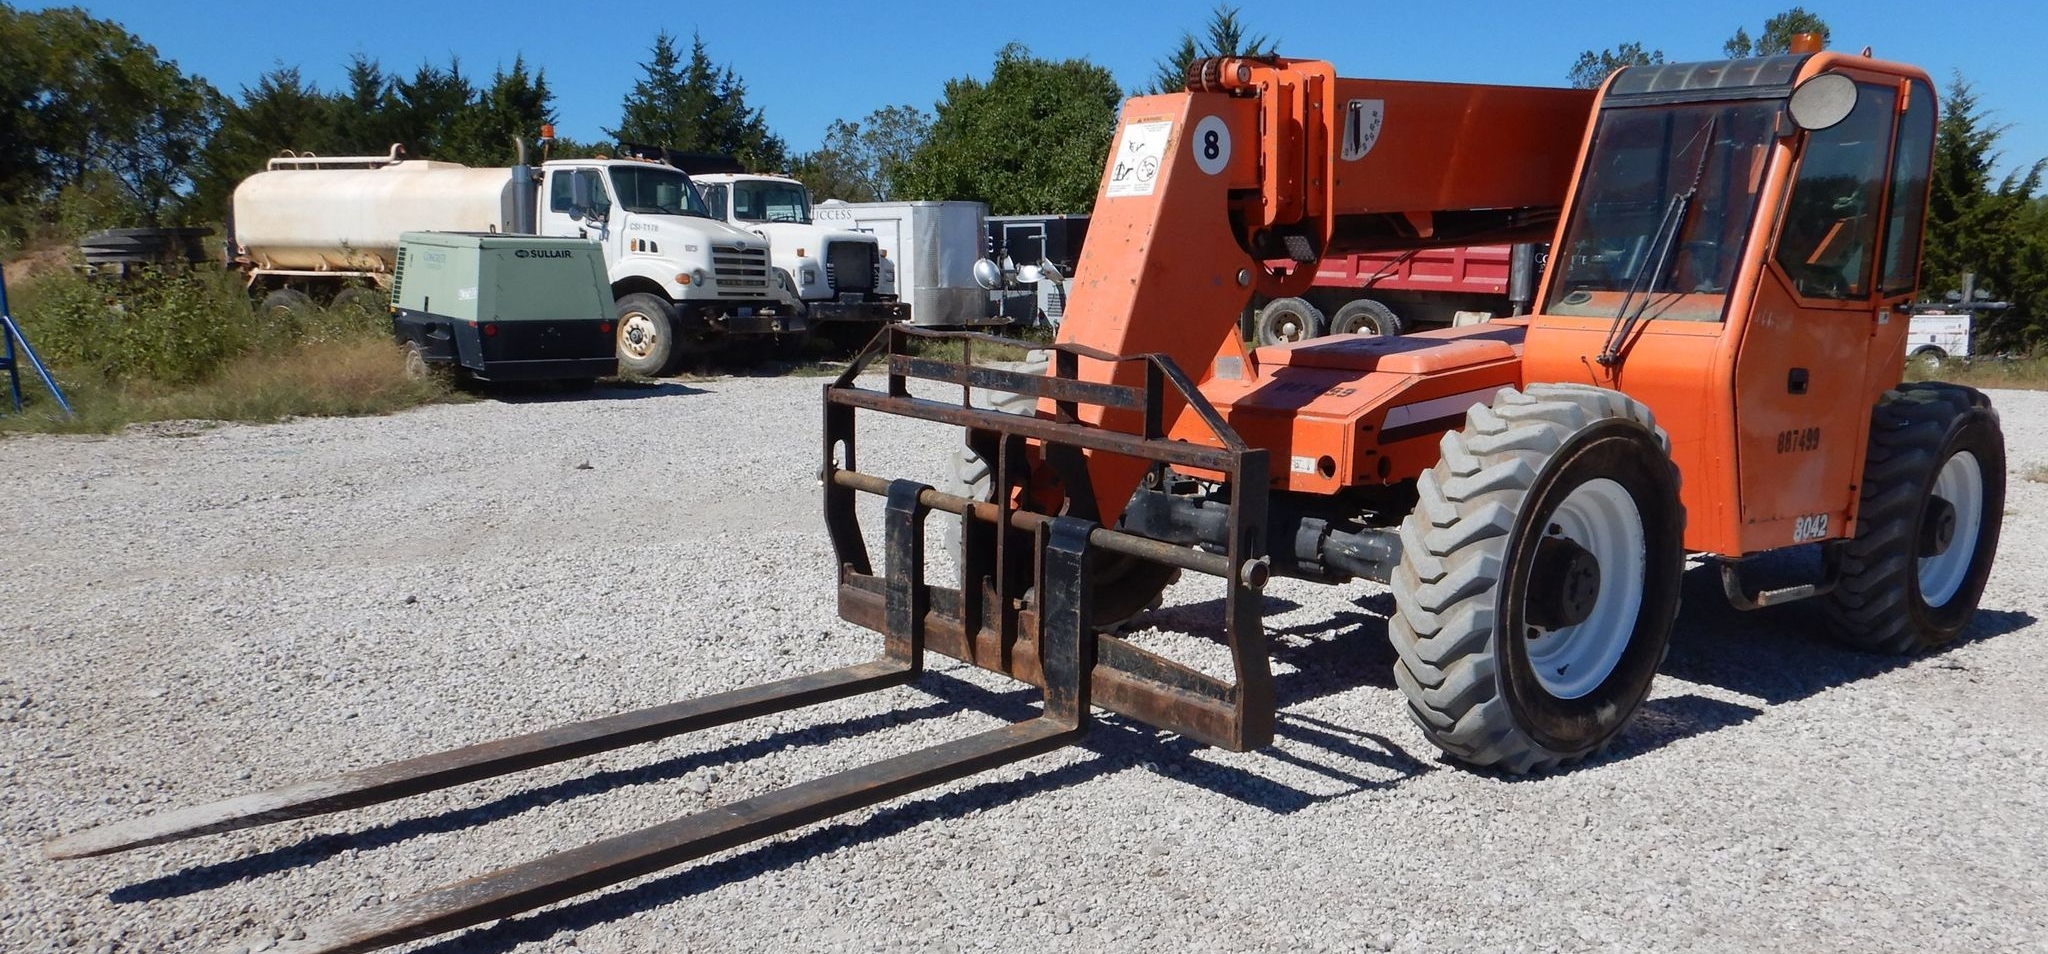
[227,145,800,376]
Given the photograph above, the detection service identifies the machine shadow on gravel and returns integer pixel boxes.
[1655,557,2034,706]
[391,675,1435,954]
[481,379,709,403]
[101,560,2031,941]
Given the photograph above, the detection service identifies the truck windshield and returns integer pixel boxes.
[1545,101,1779,322]
[731,179,811,223]
[607,166,710,217]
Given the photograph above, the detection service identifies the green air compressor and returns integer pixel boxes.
[390,232,618,384]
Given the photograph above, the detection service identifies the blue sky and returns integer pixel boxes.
[39,1,2046,179]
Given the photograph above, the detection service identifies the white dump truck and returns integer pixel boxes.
[228,144,798,376]
[686,163,906,348]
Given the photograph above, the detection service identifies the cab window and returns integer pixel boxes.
[1881,79,1936,295]
[1774,81,1898,300]
[702,183,729,220]
[549,172,574,212]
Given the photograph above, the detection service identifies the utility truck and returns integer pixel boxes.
[52,41,2009,954]
[686,162,906,348]
[227,143,796,376]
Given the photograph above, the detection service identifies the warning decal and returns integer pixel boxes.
[1106,120,1172,197]
[1340,99,1385,161]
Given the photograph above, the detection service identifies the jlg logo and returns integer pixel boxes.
[1792,513,1830,543]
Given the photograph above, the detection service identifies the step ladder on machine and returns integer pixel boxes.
[0,262,73,416]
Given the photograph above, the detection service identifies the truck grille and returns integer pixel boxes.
[712,245,770,296]
[823,241,876,294]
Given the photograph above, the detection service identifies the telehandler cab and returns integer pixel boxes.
[47,42,2002,953]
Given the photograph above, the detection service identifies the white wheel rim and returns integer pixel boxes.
[619,313,659,360]
[1919,450,1984,607]
[1273,316,1304,341]
[1525,477,1646,700]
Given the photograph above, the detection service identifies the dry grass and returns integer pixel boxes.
[1912,354,2048,391]
[2,336,459,435]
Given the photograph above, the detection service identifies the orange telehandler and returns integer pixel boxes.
[46,41,2003,953]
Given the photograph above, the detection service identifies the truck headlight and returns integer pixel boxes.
[692,267,711,286]
[801,267,818,285]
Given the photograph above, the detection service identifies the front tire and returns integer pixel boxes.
[1824,383,2004,653]
[1390,385,1685,773]
[614,292,679,377]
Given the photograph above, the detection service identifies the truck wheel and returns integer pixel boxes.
[1253,298,1325,345]
[1909,345,1948,369]
[1390,384,1685,773]
[400,339,455,385]
[614,293,678,377]
[260,288,313,321]
[1824,384,2005,653]
[1331,299,1404,336]
[945,351,1180,629]
[332,286,383,315]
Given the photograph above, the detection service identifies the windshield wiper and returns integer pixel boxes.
[1597,118,1717,368]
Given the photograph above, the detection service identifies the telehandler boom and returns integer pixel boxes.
[46,42,2003,953]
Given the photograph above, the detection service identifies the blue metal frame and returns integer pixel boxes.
[0,262,74,416]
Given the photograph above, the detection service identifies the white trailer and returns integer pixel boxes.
[813,200,996,327]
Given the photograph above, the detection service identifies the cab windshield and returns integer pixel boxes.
[1545,101,1779,322]
[607,165,710,217]
[731,179,812,223]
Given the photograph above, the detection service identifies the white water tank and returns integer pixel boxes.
[231,161,520,272]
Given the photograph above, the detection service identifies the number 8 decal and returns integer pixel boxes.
[1192,115,1230,175]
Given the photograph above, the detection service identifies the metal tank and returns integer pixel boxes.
[231,159,519,273]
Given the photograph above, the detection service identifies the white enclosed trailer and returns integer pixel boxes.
[813,200,994,327]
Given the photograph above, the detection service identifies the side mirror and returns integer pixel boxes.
[570,170,608,222]
[1788,73,1857,132]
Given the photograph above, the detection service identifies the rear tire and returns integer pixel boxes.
[1253,297,1326,345]
[1390,384,1685,773]
[1331,298,1404,337]
[259,288,313,321]
[614,293,678,377]
[331,286,383,315]
[1824,383,2004,653]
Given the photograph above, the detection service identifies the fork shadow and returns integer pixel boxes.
[112,658,1432,908]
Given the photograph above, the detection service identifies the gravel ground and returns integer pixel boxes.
[4,375,2047,954]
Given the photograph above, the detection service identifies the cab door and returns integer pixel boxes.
[1731,75,1908,553]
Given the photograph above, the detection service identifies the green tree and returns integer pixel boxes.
[386,58,477,161]
[895,44,1122,215]
[1148,4,1275,95]
[609,31,786,169]
[444,57,556,166]
[331,55,399,155]
[187,66,340,220]
[1922,75,2047,349]
[1723,7,1831,58]
[1,6,221,225]
[1566,42,1665,89]
[791,105,931,202]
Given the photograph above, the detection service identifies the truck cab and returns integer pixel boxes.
[536,158,798,374]
[693,171,907,346]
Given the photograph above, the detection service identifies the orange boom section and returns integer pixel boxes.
[1055,59,1593,521]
